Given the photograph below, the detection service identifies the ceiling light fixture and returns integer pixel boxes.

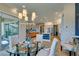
[18,5,36,22]
[11,8,17,14]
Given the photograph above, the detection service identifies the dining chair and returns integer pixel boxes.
[36,38,58,56]
[61,38,76,56]
[49,38,58,56]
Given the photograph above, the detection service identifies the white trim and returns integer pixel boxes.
[0,10,18,18]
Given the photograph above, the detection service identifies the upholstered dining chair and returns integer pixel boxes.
[36,38,59,56]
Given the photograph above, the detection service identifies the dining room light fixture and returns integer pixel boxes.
[18,6,36,22]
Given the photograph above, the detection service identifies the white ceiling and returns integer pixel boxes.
[0,3,66,23]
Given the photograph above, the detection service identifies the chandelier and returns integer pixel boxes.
[18,7,36,22]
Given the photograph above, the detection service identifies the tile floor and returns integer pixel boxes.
[0,50,69,56]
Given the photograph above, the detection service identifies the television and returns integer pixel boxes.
[36,34,50,42]
[42,34,50,41]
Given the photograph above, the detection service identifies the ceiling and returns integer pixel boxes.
[0,3,66,23]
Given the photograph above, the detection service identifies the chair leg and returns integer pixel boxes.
[69,51,72,56]
[61,46,62,51]
[74,52,76,56]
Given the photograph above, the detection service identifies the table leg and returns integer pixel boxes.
[10,52,12,56]
[14,53,16,56]
[27,45,30,56]
[35,42,38,55]
[17,53,20,56]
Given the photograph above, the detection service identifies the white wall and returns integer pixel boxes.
[44,22,53,33]
[0,18,1,35]
[19,22,26,42]
[61,4,75,42]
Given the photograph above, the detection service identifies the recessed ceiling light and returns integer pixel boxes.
[22,5,26,8]
[11,8,17,14]
[55,12,58,15]
[43,17,47,19]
